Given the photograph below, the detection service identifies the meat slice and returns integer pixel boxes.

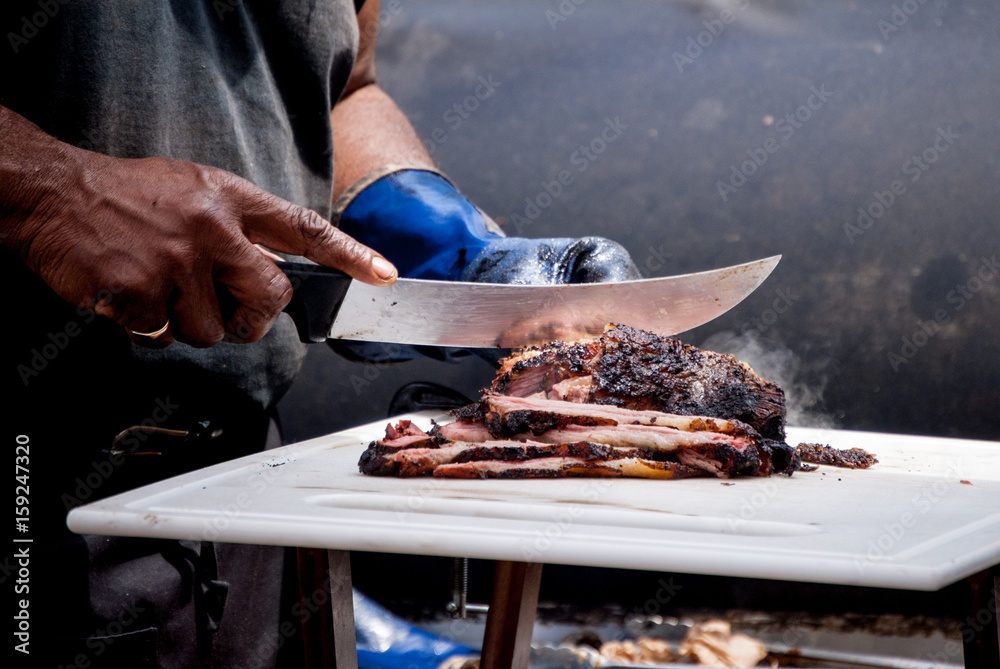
[796,443,878,469]
[475,394,757,438]
[439,394,777,478]
[377,419,442,451]
[361,440,654,477]
[491,324,787,440]
[433,456,706,479]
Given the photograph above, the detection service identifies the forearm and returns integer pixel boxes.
[331,83,434,198]
[0,105,81,252]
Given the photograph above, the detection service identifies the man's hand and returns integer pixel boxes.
[1,107,397,348]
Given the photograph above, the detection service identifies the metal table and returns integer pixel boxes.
[67,415,1000,667]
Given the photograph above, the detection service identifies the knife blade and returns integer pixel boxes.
[278,255,780,348]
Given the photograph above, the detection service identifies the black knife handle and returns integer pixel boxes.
[277,261,353,343]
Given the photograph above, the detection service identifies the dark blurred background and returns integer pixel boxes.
[279,0,999,443]
[276,0,999,626]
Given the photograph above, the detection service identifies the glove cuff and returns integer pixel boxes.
[332,164,504,237]
[332,164,449,221]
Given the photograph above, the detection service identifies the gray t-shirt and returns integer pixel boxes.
[3,0,360,411]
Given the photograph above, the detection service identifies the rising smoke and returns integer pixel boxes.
[699,330,833,429]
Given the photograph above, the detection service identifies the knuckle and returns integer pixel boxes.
[260,267,294,312]
[226,270,290,344]
[293,207,337,252]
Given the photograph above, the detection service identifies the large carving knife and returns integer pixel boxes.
[279,255,780,348]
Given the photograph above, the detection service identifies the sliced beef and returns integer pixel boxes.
[356,327,868,481]
[438,394,767,478]
[433,456,706,480]
[471,394,758,439]
[361,439,653,477]
[491,324,787,440]
[362,416,764,480]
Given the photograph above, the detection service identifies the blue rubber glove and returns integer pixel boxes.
[336,168,501,281]
[459,236,641,284]
[335,168,640,283]
[354,589,476,669]
[331,168,639,362]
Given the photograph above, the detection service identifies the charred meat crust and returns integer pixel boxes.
[486,409,617,438]
[675,442,762,478]
[448,441,643,464]
[796,443,878,469]
[358,441,399,476]
[591,325,786,440]
[759,439,802,476]
[449,402,483,423]
[490,324,787,440]
[491,340,602,397]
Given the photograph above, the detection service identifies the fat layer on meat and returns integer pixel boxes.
[361,439,654,477]
[443,393,769,477]
[433,456,706,479]
[477,394,756,437]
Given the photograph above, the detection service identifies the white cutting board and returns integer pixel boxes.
[67,416,1000,591]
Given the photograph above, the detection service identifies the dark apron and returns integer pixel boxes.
[34,418,290,669]
[7,257,300,668]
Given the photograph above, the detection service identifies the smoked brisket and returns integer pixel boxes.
[491,324,787,440]
[357,325,872,480]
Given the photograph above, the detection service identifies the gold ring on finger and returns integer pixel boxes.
[129,321,170,339]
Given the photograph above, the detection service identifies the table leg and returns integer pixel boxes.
[481,561,543,669]
[962,565,999,669]
[297,548,357,669]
